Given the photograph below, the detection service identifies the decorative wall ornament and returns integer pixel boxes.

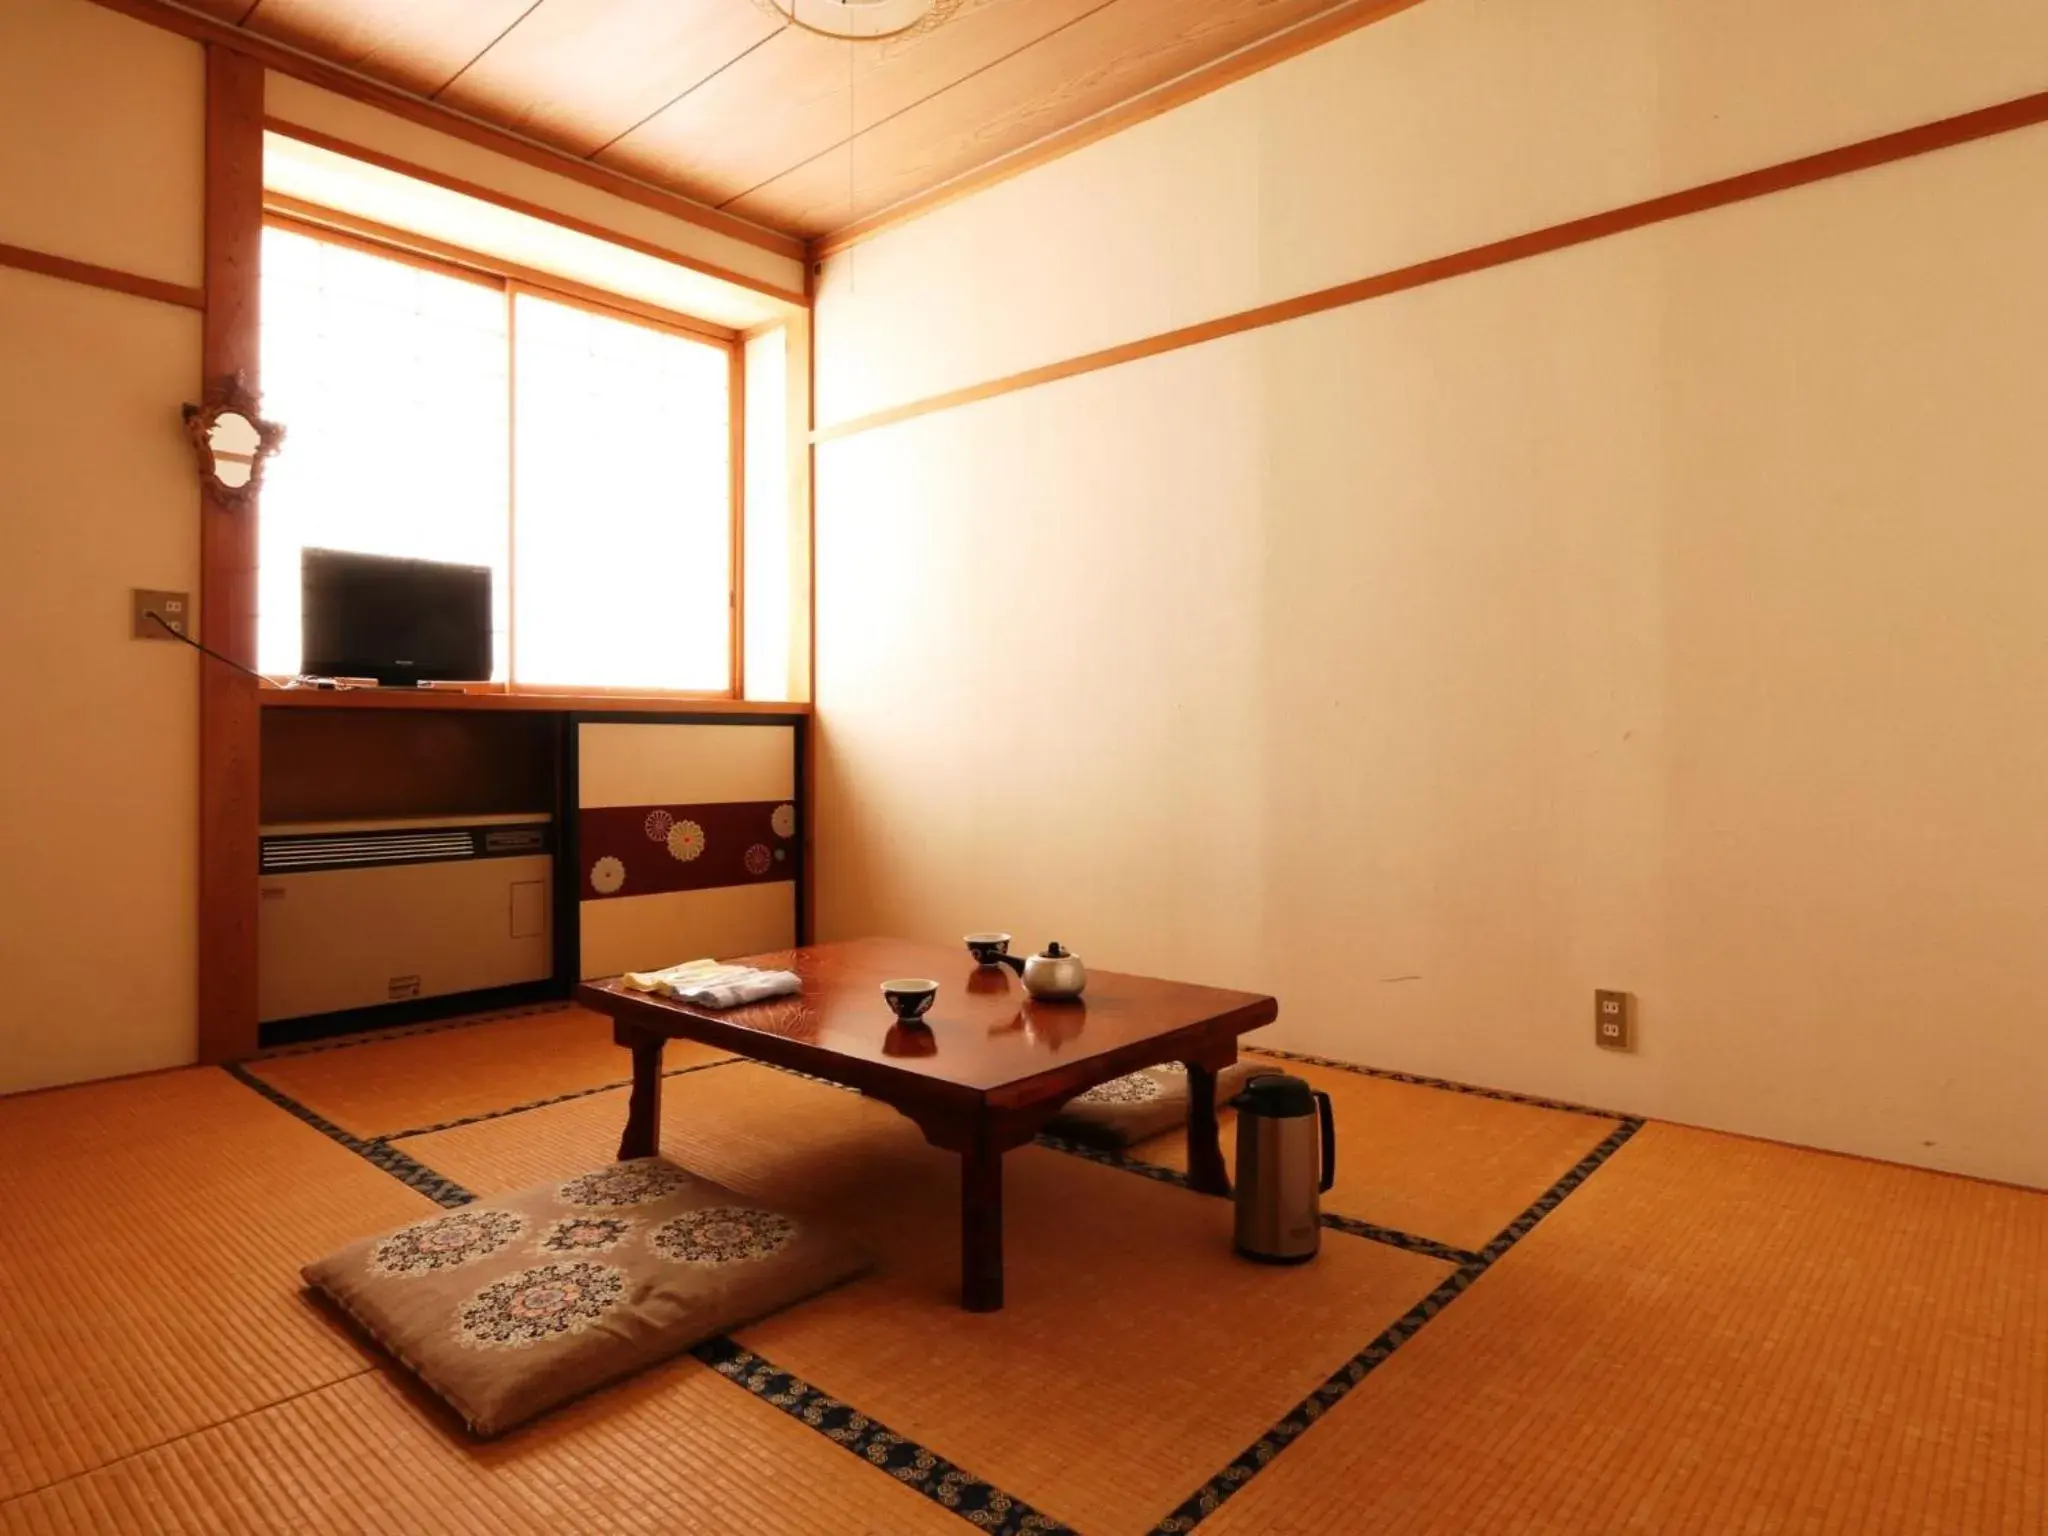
[182,372,285,509]
[580,802,798,901]
[666,820,707,863]
[748,0,960,42]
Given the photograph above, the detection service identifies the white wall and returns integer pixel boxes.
[0,0,204,1092]
[812,0,2048,1186]
[816,0,2048,430]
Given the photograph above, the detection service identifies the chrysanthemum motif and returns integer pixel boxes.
[541,1215,632,1254]
[1076,1072,1164,1106]
[644,809,674,843]
[743,843,773,877]
[650,1206,796,1267]
[770,803,797,839]
[372,1209,524,1276]
[666,820,706,862]
[458,1262,623,1349]
[589,855,625,895]
[559,1160,693,1208]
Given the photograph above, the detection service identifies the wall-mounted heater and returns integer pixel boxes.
[257,813,552,1023]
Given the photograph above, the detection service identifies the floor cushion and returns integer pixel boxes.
[1047,1059,1267,1148]
[304,1158,867,1437]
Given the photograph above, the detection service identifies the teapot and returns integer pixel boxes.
[967,937,1087,1000]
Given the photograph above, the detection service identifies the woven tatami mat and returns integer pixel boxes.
[1131,1054,1619,1252]
[396,1062,1451,1533]
[247,1005,730,1139]
[0,1350,970,1535]
[1200,1120,2048,1535]
[0,1069,434,1503]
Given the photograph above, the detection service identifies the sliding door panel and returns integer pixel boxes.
[573,718,800,979]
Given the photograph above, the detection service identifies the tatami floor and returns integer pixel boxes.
[1,1005,2042,1534]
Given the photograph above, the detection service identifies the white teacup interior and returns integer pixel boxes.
[881,978,939,995]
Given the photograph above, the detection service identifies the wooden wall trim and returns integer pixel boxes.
[81,0,807,264]
[801,287,818,942]
[197,46,266,1066]
[729,343,748,701]
[265,118,806,309]
[814,84,2048,445]
[258,689,811,717]
[0,239,205,310]
[264,197,742,343]
[810,0,1426,260]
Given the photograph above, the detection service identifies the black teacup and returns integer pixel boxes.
[964,932,1012,966]
[881,978,939,1024]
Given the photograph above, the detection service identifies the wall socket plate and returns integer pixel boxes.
[132,589,192,640]
[1595,989,1634,1051]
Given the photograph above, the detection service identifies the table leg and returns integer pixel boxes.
[960,1138,1004,1312]
[617,1029,665,1160]
[1184,1060,1232,1196]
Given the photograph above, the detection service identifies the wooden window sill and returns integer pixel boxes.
[256,685,809,716]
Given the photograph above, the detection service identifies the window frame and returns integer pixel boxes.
[259,203,747,699]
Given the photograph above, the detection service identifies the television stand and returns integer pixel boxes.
[246,688,811,1052]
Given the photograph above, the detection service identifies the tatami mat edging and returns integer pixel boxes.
[250,1002,578,1061]
[1036,1133,1483,1267]
[1147,1117,1645,1534]
[220,1062,1072,1536]
[1245,1045,1629,1122]
[219,1033,1646,1536]
[691,1340,1073,1536]
[378,1056,737,1142]
[226,1062,476,1209]
[253,1038,1549,1268]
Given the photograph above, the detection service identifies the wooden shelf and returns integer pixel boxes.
[258,687,808,717]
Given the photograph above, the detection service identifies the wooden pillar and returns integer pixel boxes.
[196,47,264,1064]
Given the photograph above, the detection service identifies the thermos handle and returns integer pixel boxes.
[1314,1089,1337,1192]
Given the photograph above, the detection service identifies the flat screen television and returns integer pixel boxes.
[301,548,492,686]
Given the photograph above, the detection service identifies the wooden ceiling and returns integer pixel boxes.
[187,0,1381,241]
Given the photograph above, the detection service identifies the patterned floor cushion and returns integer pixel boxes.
[1047,1059,1267,1148]
[304,1159,867,1438]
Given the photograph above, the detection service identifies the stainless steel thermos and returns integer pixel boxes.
[1230,1072,1337,1263]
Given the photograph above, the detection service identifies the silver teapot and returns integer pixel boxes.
[1021,940,1087,1000]
[965,934,1088,1000]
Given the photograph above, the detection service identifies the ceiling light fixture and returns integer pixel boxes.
[753,0,958,41]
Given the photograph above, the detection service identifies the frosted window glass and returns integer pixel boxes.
[255,228,737,691]
[511,293,731,691]
[257,226,509,678]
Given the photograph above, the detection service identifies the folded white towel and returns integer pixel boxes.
[620,958,802,1010]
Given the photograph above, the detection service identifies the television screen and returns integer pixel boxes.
[301,549,492,686]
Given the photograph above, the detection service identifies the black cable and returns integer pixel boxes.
[145,610,277,685]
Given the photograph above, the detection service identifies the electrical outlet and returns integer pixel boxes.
[1595,989,1633,1051]
[132,589,192,640]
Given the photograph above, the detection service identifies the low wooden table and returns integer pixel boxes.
[576,937,1277,1312]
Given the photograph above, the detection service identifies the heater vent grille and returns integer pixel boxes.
[261,830,477,873]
